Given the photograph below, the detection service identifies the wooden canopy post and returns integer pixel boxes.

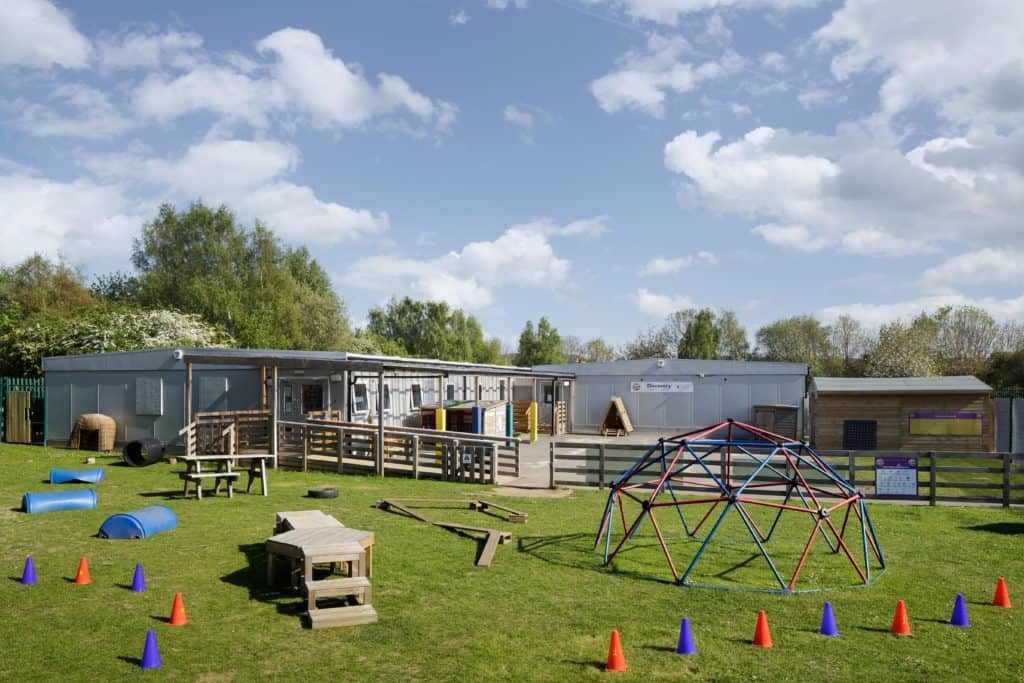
[271,366,279,467]
[376,368,385,476]
[261,366,268,409]
[185,362,193,423]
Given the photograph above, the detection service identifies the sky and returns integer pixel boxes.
[1,0,1023,350]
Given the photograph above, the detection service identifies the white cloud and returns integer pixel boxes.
[0,0,91,69]
[665,125,1024,255]
[816,0,1024,126]
[595,0,820,27]
[797,88,838,110]
[345,217,604,309]
[818,293,1024,329]
[0,171,146,266]
[486,0,528,9]
[921,248,1023,290]
[133,28,455,134]
[10,84,134,139]
[759,51,787,71]
[95,29,203,71]
[84,138,389,245]
[504,104,533,129]
[641,251,717,275]
[591,34,744,117]
[702,13,732,45]
[450,10,471,26]
[635,288,695,317]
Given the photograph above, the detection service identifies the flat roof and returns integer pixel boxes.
[812,376,991,395]
[44,347,574,379]
[535,358,807,377]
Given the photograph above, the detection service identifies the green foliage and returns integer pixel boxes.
[515,317,564,366]
[0,254,94,323]
[677,308,719,359]
[714,310,750,360]
[755,315,833,375]
[89,270,140,302]
[561,336,616,363]
[621,325,674,359]
[981,350,1024,389]
[365,297,502,363]
[864,315,938,377]
[131,202,354,350]
[933,305,999,375]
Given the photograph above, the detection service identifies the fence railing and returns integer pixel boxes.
[1,377,46,445]
[548,441,1024,508]
[278,419,520,483]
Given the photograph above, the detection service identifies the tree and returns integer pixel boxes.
[714,310,750,360]
[131,202,355,350]
[621,325,674,359]
[933,305,999,375]
[365,297,501,363]
[981,350,1024,389]
[562,336,616,363]
[863,316,938,377]
[755,316,833,375]
[827,314,868,376]
[0,254,94,321]
[678,308,719,359]
[515,317,564,366]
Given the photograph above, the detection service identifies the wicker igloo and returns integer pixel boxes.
[68,413,117,452]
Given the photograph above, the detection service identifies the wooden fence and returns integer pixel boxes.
[1,377,46,445]
[194,409,272,454]
[278,419,520,484]
[548,441,1024,508]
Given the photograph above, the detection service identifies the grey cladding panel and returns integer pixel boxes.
[135,377,163,415]
[198,376,229,412]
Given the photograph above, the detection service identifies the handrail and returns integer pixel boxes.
[303,418,520,447]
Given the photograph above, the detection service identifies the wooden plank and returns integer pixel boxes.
[376,499,432,523]
[477,531,501,567]
[308,604,378,629]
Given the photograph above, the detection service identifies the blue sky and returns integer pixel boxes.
[2,0,1023,349]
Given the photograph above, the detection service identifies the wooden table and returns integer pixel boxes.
[265,526,375,586]
[179,453,273,499]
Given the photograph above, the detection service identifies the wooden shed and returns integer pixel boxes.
[810,376,995,452]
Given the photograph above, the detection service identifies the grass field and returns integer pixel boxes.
[2,443,1023,681]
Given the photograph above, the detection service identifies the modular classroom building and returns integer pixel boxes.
[533,359,807,434]
[41,348,573,448]
[809,376,996,452]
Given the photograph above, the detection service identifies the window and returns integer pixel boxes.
[446,383,455,401]
[382,384,391,412]
[302,384,323,413]
[543,384,554,404]
[353,383,368,412]
[476,383,482,401]
[411,384,422,409]
[842,420,877,450]
[499,380,506,401]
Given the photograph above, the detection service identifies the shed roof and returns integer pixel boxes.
[812,376,991,395]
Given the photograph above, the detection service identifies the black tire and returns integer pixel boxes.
[122,438,165,467]
[307,486,339,499]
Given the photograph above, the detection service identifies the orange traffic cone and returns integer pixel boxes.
[890,599,912,636]
[605,629,627,672]
[993,577,1012,608]
[752,610,773,648]
[168,592,188,626]
[73,557,91,585]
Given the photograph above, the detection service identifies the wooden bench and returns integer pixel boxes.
[177,471,240,500]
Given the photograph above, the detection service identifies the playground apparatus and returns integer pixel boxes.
[594,419,884,593]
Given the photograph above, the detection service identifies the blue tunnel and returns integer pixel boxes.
[23,489,98,514]
[50,468,106,484]
[98,505,178,539]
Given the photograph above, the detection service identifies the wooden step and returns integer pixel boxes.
[308,604,378,629]
[306,576,371,609]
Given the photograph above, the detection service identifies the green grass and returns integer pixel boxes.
[2,443,1023,682]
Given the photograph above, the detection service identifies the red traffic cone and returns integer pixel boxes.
[993,577,1012,608]
[752,610,773,648]
[168,592,188,626]
[73,557,91,585]
[890,599,912,636]
[605,629,627,672]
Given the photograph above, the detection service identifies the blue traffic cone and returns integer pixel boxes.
[676,617,697,655]
[819,601,839,637]
[139,629,162,669]
[20,556,37,585]
[949,593,970,627]
[130,563,146,593]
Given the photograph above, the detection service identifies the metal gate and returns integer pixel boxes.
[0,377,46,445]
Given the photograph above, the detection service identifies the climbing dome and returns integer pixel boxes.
[594,419,884,593]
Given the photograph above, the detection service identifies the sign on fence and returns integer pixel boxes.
[874,456,918,497]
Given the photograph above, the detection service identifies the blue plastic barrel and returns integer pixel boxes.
[49,468,106,484]
[98,505,178,539]
[471,406,483,434]
[23,489,98,514]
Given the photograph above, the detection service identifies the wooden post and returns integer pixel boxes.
[271,366,279,468]
[847,451,856,489]
[489,445,497,484]
[302,425,309,472]
[549,441,555,488]
[376,368,385,477]
[928,452,936,505]
[599,443,607,488]
[514,439,520,477]
[342,428,350,475]
[452,439,460,483]
[412,435,420,480]
[1003,452,1011,508]
[261,366,267,409]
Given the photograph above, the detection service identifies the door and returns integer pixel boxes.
[4,391,31,444]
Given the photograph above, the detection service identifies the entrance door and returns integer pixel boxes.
[4,391,31,444]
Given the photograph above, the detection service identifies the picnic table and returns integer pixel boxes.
[178,453,272,500]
